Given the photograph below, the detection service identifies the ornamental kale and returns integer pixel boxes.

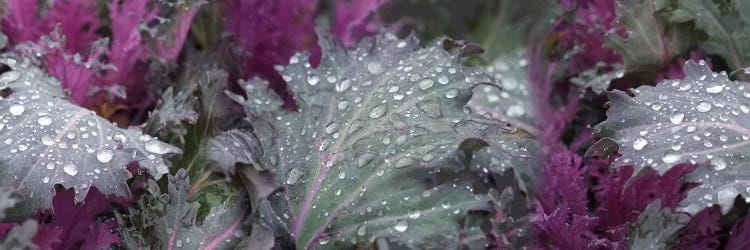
[2,0,750,249]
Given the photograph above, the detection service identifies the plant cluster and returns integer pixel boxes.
[1,0,750,249]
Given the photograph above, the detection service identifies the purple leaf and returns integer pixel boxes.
[672,205,721,250]
[727,210,750,250]
[332,0,391,47]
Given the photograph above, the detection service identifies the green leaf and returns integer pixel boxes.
[467,50,538,136]
[594,60,750,214]
[0,187,19,220]
[679,0,750,71]
[627,200,689,249]
[206,130,262,174]
[0,53,181,211]
[116,169,248,249]
[606,0,698,77]
[231,31,538,249]
[0,220,39,250]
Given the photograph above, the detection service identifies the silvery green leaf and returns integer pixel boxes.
[0,187,19,220]
[570,63,625,94]
[467,50,538,136]
[116,169,249,249]
[206,129,262,174]
[594,60,750,213]
[0,53,181,211]
[627,200,688,249]
[232,31,535,249]
[679,0,750,72]
[145,86,198,135]
[0,220,39,250]
[605,0,697,76]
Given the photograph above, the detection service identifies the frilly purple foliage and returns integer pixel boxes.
[556,0,623,75]
[1,0,197,117]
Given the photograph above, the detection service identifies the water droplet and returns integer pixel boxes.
[706,85,724,94]
[42,177,49,183]
[662,151,681,164]
[175,239,183,247]
[713,158,727,171]
[438,75,449,85]
[97,150,114,163]
[37,116,52,126]
[669,112,684,124]
[369,105,387,119]
[444,89,459,99]
[307,75,320,86]
[394,221,408,232]
[325,122,340,134]
[42,135,54,145]
[367,62,384,75]
[287,168,302,185]
[9,104,24,116]
[388,86,400,93]
[633,137,648,150]
[697,102,712,112]
[357,225,367,236]
[336,79,351,92]
[408,210,421,219]
[338,100,349,110]
[145,140,170,154]
[46,163,55,170]
[357,154,375,167]
[418,79,434,90]
[63,164,78,176]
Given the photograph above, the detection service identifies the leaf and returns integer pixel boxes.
[0,53,181,211]
[594,60,750,213]
[605,0,698,76]
[145,87,199,135]
[0,187,19,220]
[679,0,750,71]
[206,129,263,174]
[467,50,538,136]
[0,220,39,250]
[231,31,538,249]
[626,200,689,249]
[115,169,249,249]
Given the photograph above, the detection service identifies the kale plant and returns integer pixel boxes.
[2,0,750,249]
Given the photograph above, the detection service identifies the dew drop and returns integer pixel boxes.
[63,164,78,176]
[325,122,340,134]
[307,75,320,86]
[338,100,349,110]
[367,62,384,74]
[662,151,681,164]
[444,89,459,99]
[9,104,24,116]
[438,75,449,85]
[408,210,421,219]
[418,79,434,90]
[369,105,387,119]
[394,158,413,168]
[706,85,724,94]
[357,153,375,167]
[669,112,684,124]
[632,137,648,150]
[37,116,52,126]
[336,79,351,92]
[145,140,170,154]
[357,225,367,236]
[46,163,55,170]
[97,150,114,163]
[42,177,49,183]
[696,101,712,112]
[712,158,727,171]
[0,71,21,83]
[394,221,408,232]
[42,135,54,146]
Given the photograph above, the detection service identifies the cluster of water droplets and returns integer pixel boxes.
[0,54,181,207]
[596,60,750,214]
[236,33,499,246]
